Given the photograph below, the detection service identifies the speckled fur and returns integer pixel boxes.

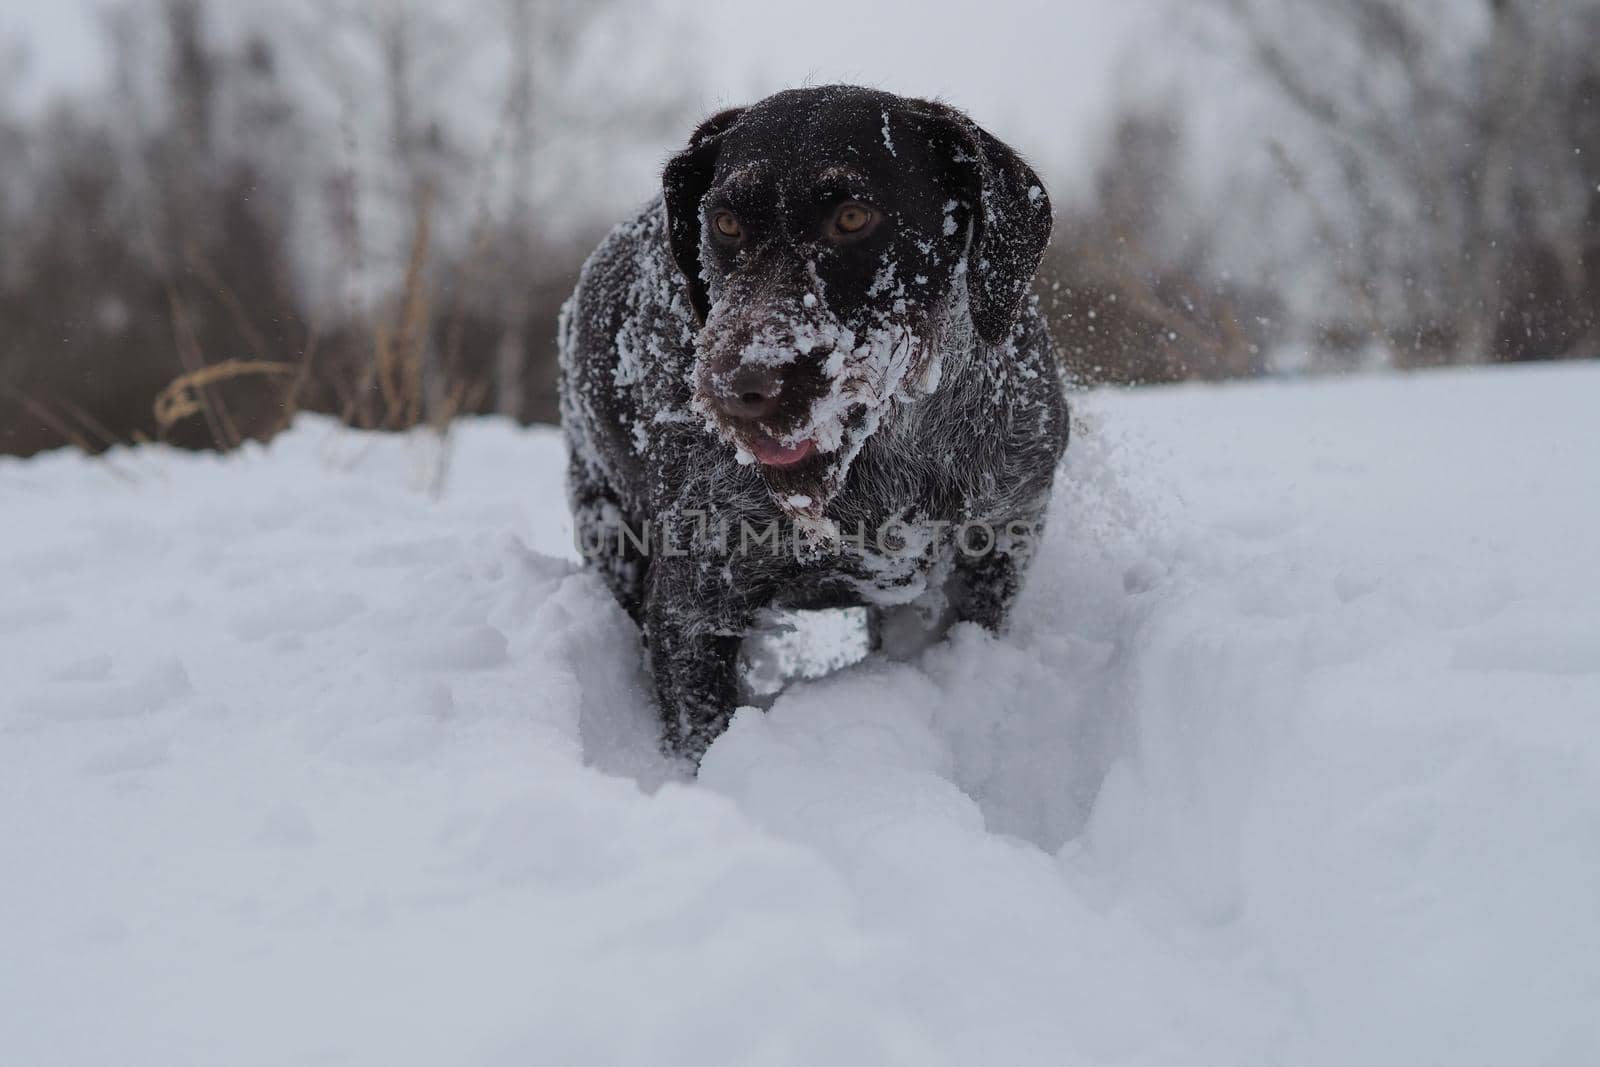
[559,86,1069,762]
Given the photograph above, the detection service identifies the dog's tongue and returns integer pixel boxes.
[749,434,815,467]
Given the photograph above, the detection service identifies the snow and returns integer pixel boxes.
[4,362,1600,1065]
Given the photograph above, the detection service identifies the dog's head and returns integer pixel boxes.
[664,86,1051,517]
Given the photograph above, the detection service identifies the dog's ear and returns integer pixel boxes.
[663,107,746,324]
[918,105,1053,346]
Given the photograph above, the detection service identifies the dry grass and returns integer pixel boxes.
[152,359,297,435]
[147,188,476,493]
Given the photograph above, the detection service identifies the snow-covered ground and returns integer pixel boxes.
[3,362,1598,1065]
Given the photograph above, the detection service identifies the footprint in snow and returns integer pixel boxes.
[83,733,172,775]
[21,659,192,722]
[0,600,72,633]
[389,625,509,671]
[227,590,365,642]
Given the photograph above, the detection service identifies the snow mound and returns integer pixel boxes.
[3,364,1598,1065]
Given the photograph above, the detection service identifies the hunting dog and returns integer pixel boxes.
[560,85,1068,762]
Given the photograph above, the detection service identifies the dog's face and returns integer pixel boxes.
[664,86,1051,517]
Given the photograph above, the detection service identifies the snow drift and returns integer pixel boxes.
[2,363,1598,1065]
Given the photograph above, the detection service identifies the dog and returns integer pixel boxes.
[559,85,1069,763]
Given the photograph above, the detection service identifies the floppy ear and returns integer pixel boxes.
[920,106,1053,345]
[662,107,746,324]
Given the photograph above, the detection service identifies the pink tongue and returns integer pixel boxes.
[749,435,815,467]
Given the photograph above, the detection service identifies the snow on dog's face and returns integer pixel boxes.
[664,86,1052,518]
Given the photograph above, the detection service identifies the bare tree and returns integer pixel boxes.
[1041,105,1280,385]
[494,0,538,420]
[0,0,698,455]
[1223,0,1600,365]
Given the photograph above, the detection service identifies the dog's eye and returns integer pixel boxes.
[830,202,877,239]
[710,210,744,244]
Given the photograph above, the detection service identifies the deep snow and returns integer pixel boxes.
[3,363,1598,1065]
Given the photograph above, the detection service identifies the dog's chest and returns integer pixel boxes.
[840,532,952,607]
[761,520,954,612]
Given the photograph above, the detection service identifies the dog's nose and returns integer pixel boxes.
[719,366,783,421]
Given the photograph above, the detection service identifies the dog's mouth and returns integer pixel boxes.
[694,311,934,519]
[746,432,815,468]
[725,408,874,521]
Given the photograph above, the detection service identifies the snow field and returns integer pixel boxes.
[2,362,1598,1065]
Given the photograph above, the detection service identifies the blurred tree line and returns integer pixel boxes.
[0,0,687,456]
[1215,0,1600,369]
[0,0,1595,457]
[1048,0,1600,384]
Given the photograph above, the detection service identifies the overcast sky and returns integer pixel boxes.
[2,3,104,102]
[3,0,1152,193]
[687,0,1151,180]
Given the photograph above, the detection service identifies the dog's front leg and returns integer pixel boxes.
[645,554,753,764]
[949,507,1046,632]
